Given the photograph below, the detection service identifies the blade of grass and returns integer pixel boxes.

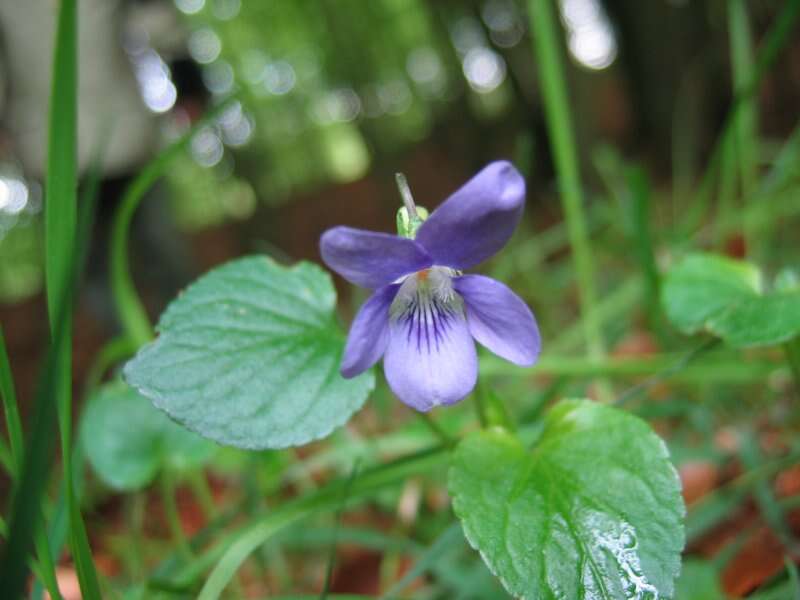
[0,274,76,597]
[759,119,800,196]
[786,558,800,597]
[740,432,800,554]
[110,98,235,348]
[160,472,193,562]
[319,460,360,600]
[527,0,612,403]
[680,0,800,239]
[196,447,447,600]
[378,523,462,599]
[1,328,64,599]
[0,327,24,476]
[42,0,101,597]
[729,0,758,253]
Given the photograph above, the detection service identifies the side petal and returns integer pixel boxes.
[415,161,525,270]
[454,274,541,366]
[340,284,399,378]
[383,301,478,412]
[320,226,432,289]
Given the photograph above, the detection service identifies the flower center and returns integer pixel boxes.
[389,266,462,322]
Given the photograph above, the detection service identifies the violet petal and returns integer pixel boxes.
[415,161,525,270]
[383,301,477,411]
[320,226,432,289]
[455,274,541,366]
[340,284,400,378]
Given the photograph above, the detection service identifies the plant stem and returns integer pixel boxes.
[473,384,515,431]
[110,99,235,348]
[127,492,146,581]
[784,337,800,398]
[0,328,24,476]
[728,0,758,253]
[416,412,453,446]
[527,0,612,403]
[188,471,217,521]
[160,473,193,561]
[481,352,779,384]
[33,526,63,600]
[680,0,800,239]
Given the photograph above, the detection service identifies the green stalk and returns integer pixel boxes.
[527,0,612,403]
[33,529,64,600]
[42,1,101,597]
[416,412,453,446]
[481,352,780,384]
[0,327,24,476]
[1,329,64,599]
[188,471,217,521]
[0,285,74,597]
[728,0,758,252]
[784,337,800,397]
[160,473,192,561]
[680,0,800,239]
[110,99,235,348]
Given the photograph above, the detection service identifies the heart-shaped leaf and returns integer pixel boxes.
[662,253,800,347]
[80,381,215,491]
[124,256,374,450]
[449,399,685,600]
[661,253,761,334]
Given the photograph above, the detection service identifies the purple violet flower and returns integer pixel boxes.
[320,161,541,411]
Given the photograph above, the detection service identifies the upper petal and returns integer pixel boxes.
[320,226,432,289]
[415,161,525,270]
[383,296,477,412]
[340,284,399,378]
[454,274,540,366]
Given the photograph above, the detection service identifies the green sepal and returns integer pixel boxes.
[396,205,429,239]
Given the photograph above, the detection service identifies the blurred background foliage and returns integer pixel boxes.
[1,0,800,597]
[0,0,798,304]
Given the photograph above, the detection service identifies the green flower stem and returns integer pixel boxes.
[416,413,453,446]
[527,0,612,403]
[473,384,515,431]
[84,336,136,394]
[110,99,236,348]
[196,446,448,599]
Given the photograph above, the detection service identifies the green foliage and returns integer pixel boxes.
[449,399,685,600]
[81,381,215,491]
[124,256,374,450]
[662,252,800,347]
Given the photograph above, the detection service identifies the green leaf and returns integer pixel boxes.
[124,256,373,450]
[662,253,800,347]
[80,381,214,491]
[449,399,685,600]
[707,291,800,347]
[662,253,761,334]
